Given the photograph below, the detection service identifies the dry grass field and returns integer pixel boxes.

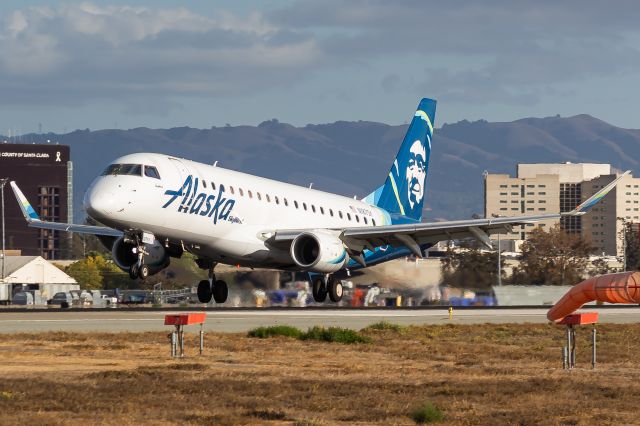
[0,323,639,425]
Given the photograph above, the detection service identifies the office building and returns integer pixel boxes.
[484,163,625,254]
[0,144,72,259]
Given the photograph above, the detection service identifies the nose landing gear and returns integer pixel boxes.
[129,239,150,279]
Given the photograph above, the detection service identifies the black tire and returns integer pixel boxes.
[197,280,212,303]
[138,264,150,279]
[212,280,228,303]
[312,278,327,303]
[328,279,343,303]
[129,265,139,280]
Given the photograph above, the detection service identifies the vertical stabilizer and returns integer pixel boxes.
[364,98,436,221]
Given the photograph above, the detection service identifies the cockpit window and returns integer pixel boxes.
[144,166,161,179]
[102,164,142,176]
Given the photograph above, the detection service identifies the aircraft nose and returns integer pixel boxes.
[83,180,117,219]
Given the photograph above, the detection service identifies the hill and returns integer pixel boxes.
[5,114,640,221]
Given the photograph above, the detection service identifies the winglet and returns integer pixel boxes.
[10,181,40,222]
[566,171,631,216]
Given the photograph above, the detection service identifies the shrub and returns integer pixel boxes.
[301,326,371,344]
[411,402,444,424]
[364,321,405,332]
[247,325,302,339]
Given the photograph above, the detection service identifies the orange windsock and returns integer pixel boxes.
[547,272,640,321]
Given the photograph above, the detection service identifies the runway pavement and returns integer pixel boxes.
[1,307,640,333]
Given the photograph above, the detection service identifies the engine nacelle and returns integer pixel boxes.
[111,236,170,274]
[290,231,348,273]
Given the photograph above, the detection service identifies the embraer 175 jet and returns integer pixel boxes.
[10,98,628,304]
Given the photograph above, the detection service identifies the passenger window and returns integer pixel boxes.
[372,218,376,226]
[294,201,299,209]
[329,209,334,217]
[312,205,316,213]
[202,180,207,188]
[339,211,343,219]
[230,186,235,195]
[347,213,351,221]
[275,196,280,205]
[239,188,244,196]
[266,194,271,202]
[303,203,307,211]
[355,215,360,223]
[320,207,324,215]
[284,198,288,206]
[248,190,253,199]
[144,166,161,179]
[211,182,216,190]
[257,192,261,200]
[364,217,368,225]
[220,184,225,192]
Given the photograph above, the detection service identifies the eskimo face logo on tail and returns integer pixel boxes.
[406,140,426,210]
[162,175,235,224]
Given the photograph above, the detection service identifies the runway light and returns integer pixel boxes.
[448,307,453,320]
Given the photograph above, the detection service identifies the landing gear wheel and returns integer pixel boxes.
[138,264,150,279]
[129,265,139,280]
[328,279,343,303]
[312,278,328,303]
[197,279,213,303]
[212,280,228,303]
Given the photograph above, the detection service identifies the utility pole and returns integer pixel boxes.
[0,178,8,283]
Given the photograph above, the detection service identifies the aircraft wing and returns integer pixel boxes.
[10,181,123,237]
[274,171,630,258]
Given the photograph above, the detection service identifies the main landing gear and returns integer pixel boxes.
[197,264,228,304]
[312,275,343,303]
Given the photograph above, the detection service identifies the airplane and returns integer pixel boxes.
[10,98,629,304]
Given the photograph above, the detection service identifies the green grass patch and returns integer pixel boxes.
[247,325,302,339]
[248,325,370,344]
[363,321,406,332]
[301,326,371,344]
[411,402,444,424]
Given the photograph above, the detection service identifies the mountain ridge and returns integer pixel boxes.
[3,113,639,222]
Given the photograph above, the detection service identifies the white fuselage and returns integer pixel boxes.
[84,153,390,268]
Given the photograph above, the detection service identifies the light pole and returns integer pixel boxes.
[491,213,503,286]
[0,178,8,283]
[497,233,502,286]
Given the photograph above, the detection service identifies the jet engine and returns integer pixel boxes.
[290,231,348,273]
[111,236,170,275]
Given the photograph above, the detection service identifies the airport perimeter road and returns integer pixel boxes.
[2,307,640,333]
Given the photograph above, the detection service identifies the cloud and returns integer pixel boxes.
[0,3,321,111]
[271,0,640,104]
[2,1,640,117]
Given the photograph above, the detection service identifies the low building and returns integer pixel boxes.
[0,256,79,303]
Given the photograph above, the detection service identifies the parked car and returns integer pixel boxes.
[49,292,73,308]
[13,292,33,306]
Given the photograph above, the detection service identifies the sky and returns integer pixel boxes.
[1,1,640,134]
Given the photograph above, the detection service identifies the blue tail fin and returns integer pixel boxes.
[363,98,436,221]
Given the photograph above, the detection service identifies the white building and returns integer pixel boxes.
[0,256,79,303]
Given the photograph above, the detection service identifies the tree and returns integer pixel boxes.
[589,257,616,276]
[65,256,103,289]
[511,225,591,285]
[440,243,503,289]
[620,220,640,271]
[65,254,131,290]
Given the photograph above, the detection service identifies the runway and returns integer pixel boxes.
[2,307,640,333]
